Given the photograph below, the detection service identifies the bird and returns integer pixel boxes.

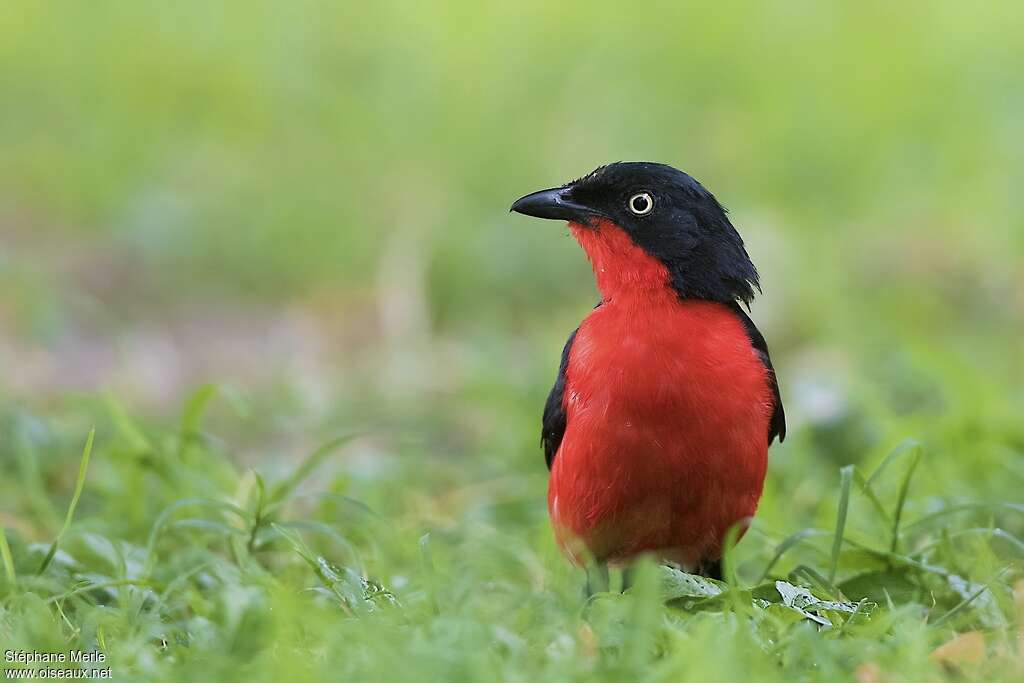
[510,162,785,588]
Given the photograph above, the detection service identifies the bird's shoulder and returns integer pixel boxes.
[541,326,579,470]
[541,301,604,469]
[727,303,786,445]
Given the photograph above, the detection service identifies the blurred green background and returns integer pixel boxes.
[3,0,1021,479]
[1,2,1023,680]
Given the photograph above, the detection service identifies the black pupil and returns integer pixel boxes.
[632,195,649,212]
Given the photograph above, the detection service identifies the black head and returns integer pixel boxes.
[511,162,760,304]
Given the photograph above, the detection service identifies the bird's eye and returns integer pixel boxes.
[628,192,654,216]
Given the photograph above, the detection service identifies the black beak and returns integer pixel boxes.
[510,187,606,224]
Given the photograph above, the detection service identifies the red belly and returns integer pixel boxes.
[548,298,773,567]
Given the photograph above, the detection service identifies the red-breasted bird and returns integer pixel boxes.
[511,162,785,585]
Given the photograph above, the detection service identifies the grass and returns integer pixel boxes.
[0,386,1021,682]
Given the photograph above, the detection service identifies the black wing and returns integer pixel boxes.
[541,327,578,469]
[729,303,786,445]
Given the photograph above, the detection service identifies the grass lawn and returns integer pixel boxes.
[0,376,1021,681]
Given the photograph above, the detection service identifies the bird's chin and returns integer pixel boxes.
[568,220,598,232]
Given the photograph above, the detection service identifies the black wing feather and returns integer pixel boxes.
[729,303,786,444]
[541,327,578,469]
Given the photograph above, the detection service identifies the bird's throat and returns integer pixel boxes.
[569,219,678,305]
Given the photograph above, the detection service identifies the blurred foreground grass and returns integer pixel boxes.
[0,387,1022,681]
[2,1,1023,681]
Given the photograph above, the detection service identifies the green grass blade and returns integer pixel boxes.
[829,465,854,585]
[791,564,841,597]
[144,498,253,577]
[852,469,892,525]
[903,502,1024,531]
[104,394,152,452]
[929,567,1010,629]
[181,384,220,432]
[757,528,832,583]
[248,470,267,554]
[272,520,361,568]
[890,443,923,553]
[720,520,745,587]
[45,579,153,605]
[271,523,318,568]
[0,527,16,587]
[842,538,952,578]
[178,384,220,458]
[866,438,921,487]
[910,527,1024,557]
[268,433,361,506]
[419,532,440,615]
[37,429,95,575]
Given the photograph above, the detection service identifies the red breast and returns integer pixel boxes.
[548,220,773,566]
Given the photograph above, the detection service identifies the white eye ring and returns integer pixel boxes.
[628,192,654,215]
